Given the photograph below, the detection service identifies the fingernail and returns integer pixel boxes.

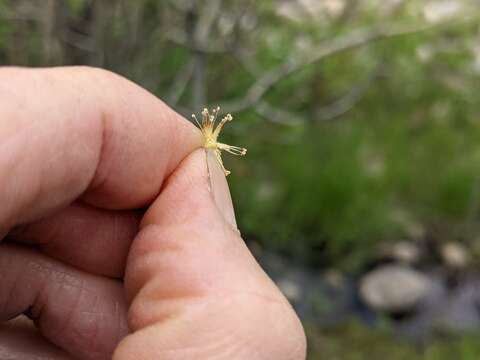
[205,149,238,229]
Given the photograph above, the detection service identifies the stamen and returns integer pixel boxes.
[212,106,220,125]
[191,114,201,128]
[213,114,233,139]
[192,107,247,176]
[202,108,209,127]
[217,143,247,156]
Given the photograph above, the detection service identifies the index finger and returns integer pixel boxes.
[0,66,203,236]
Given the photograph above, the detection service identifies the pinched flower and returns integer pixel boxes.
[192,107,247,176]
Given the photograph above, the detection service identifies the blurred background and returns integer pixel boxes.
[2,0,480,358]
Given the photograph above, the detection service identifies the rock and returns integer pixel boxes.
[380,240,422,264]
[441,242,470,269]
[394,272,480,339]
[360,265,431,313]
[392,241,421,264]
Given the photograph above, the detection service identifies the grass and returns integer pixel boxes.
[306,322,480,360]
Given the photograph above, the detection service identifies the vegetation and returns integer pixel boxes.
[2,0,479,267]
[307,322,480,360]
[2,0,480,357]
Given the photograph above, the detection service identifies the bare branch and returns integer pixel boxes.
[228,32,381,125]
[61,30,95,52]
[232,48,303,125]
[165,0,194,13]
[194,0,221,43]
[166,60,194,105]
[165,1,255,54]
[254,101,303,126]
[90,0,120,67]
[165,29,229,53]
[253,63,383,125]
[41,0,66,65]
[232,48,262,76]
[0,14,37,22]
[221,20,462,113]
[314,63,383,121]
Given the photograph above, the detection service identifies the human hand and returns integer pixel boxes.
[0,67,306,360]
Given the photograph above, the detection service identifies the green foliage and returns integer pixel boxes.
[307,322,480,360]
[229,11,480,268]
[1,0,480,270]
[66,0,86,14]
[2,0,480,353]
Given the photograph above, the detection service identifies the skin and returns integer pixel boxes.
[0,67,307,360]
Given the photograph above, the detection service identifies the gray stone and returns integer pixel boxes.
[387,241,421,264]
[441,242,470,269]
[360,265,431,313]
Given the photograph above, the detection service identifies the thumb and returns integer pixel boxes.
[113,149,306,360]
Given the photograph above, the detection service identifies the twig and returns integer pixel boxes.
[221,20,462,113]
[315,63,383,121]
[61,30,95,52]
[252,64,383,125]
[166,60,194,105]
[165,29,229,53]
[254,101,303,125]
[194,0,221,44]
[232,48,262,76]
[230,36,383,125]
[165,0,194,13]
